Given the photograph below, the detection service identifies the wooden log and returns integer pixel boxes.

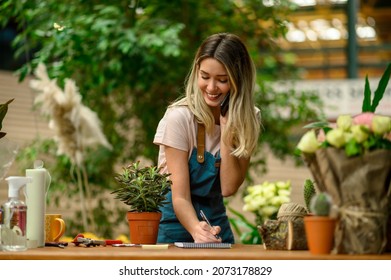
[258,220,308,250]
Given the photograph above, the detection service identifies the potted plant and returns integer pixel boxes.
[111,161,172,244]
[304,192,337,254]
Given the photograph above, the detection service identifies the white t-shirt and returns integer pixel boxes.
[153,106,221,174]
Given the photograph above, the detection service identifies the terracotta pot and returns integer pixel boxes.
[126,212,162,244]
[304,216,336,254]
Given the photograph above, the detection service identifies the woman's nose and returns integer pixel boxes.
[207,80,217,92]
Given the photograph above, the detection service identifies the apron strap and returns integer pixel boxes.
[197,123,205,163]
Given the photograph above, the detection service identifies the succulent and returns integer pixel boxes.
[309,192,332,216]
[111,161,172,212]
[303,179,316,212]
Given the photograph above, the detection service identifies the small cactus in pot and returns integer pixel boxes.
[304,191,336,254]
[309,192,332,216]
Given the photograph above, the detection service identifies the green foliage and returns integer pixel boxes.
[0,99,14,139]
[309,192,332,216]
[112,161,172,212]
[362,63,391,113]
[227,205,262,244]
[1,0,324,237]
[255,82,324,169]
[303,179,316,212]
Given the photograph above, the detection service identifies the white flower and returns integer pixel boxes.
[260,206,279,217]
[343,131,354,143]
[372,115,391,135]
[276,181,290,189]
[262,184,276,199]
[243,201,258,212]
[243,181,291,220]
[326,129,345,148]
[337,115,353,131]
[277,189,291,198]
[351,125,369,143]
[270,195,290,205]
[297,130,320,153]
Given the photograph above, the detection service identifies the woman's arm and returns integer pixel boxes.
[165,146,222,243]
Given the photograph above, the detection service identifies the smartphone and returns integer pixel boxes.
[220,93,230,116]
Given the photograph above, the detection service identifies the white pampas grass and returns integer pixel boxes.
[29,63,112,232]
[30,63,112,166]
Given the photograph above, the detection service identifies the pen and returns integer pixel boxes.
[200,209,221,239]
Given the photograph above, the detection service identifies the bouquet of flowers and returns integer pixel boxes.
[296,63,391,254]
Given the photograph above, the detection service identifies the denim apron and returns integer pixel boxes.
[157,124,234,243]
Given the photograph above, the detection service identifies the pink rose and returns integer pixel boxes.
[353,112,374,128]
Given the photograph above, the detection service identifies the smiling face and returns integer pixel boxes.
[197,58,230,111]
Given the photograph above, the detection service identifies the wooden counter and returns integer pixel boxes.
[1,244,390,260]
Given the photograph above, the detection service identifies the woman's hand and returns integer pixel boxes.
[192,221,222,243]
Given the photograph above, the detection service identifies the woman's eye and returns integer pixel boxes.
[201,76,209,80]
[219,79,228,83]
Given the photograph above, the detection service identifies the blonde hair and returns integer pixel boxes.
[171,33,261,158]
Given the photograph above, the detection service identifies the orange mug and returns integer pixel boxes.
[45,214,66,242]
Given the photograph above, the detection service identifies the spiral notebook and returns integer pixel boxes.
[174,242,232,249]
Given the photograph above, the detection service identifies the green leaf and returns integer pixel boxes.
[371,63,391,113]
[362,75,372,112]
[293,147,302,157]
[303,121,329,129]
[363,134,378,150]
[345,139,361,157]
[0,98,14,130]
[227,206,257,229]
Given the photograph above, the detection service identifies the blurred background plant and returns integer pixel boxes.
[0,99,13,139]
[29,63,113,232]
[0,99,18,182]
[0,0,323,238]
[228,180,291,244]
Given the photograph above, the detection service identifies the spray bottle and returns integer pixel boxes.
[1,176,32,251]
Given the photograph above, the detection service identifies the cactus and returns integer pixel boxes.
[303,179,316,212]
[309,192,332,216]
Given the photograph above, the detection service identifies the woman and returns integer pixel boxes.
[154,33,261,243]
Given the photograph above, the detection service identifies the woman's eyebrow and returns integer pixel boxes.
[200,70,227,77]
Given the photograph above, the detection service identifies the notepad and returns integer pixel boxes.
[174,242,232,249]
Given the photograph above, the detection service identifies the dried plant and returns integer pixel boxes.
[29,63,112,232]
[30,63,112,165]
